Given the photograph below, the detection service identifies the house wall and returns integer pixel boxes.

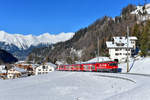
[7,69,21,79]
[35,65,54,75]
[109,48,131,62]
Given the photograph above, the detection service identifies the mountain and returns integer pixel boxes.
[27,4,143,64]
[131,4,150,15]
[130,3,150,21]
[0,31,74,49]
[0,49,18,64]
[0,31,74,60]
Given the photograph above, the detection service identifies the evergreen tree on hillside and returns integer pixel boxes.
[133,24,142,47]
[140,21,150,56]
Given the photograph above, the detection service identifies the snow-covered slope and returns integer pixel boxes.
[131,4,150,15]
[0,31,74,49]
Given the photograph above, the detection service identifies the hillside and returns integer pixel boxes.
[0,49,18,64]
[27,4,139,63]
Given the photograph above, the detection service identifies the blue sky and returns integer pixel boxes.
[0,0,147,35]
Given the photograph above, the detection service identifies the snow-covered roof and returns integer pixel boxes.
[106,36,137,48]
[106,41,133,48]
[33,62,56,69]
[14,67,26,73]
[129,36,137,40]
[113,37,137,42]
[45,62,57,68]
[82,57,111,64]
[31,64,39,69]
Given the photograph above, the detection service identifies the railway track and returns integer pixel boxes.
[96,74,136,83]
[57,70,150,84]
[95,72,150,84]
[119,72,150,77]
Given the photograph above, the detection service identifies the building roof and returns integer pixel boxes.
[14,67,26,73]
[106,41,133,48]
[45,62,56,68]
[34,62,56,69]
[106,36,137,49]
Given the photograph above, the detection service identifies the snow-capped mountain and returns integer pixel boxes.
[0,31,74,60]
[0,31,74,50]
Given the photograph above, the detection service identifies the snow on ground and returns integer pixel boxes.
[1,57,150,100]
[119,57,150,74]
[0,72,135,100]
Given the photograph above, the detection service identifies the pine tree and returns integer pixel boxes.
[133,24,141,47]
[66,56,73,64]
[140,21,150,56]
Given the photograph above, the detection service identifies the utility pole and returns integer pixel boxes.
[97,37,100,62]
[127,26,129,73]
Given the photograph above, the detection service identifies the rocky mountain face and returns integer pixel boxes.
[27,4,143,64]
[0,49,18,64]
[0,31,74,60]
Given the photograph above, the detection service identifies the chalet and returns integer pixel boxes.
[106,36,137,62]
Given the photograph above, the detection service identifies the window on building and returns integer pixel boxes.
[126,49,130,51]
[43,66,46,69]
[131,41,134,44]
[115,49,119,51]
[115,53,119,56]
[45,66,48,69]
[49,69,52,71]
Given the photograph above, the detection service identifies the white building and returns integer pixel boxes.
[0,65,6,73]
[106,36,137,62]
[34,63,55,75]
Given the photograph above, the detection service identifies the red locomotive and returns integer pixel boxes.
[56,61,118,73]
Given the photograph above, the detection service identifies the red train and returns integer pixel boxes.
[56,61,118,73]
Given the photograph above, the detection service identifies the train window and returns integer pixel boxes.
[109,63,117,66]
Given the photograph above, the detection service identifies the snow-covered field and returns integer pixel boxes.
[119,57,150,74]
[1,57,150,100]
